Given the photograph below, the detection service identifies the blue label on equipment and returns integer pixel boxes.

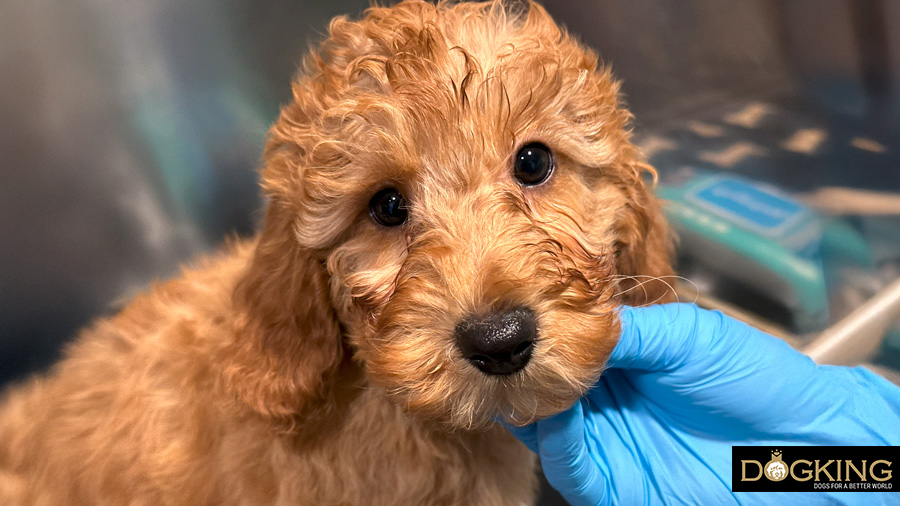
[690,177,806,233]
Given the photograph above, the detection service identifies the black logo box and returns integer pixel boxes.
[732,446,898,492]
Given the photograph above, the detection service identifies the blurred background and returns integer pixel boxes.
[2,1,900,503]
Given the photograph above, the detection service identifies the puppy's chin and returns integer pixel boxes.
[365,309,620,431]
[494,361,608,428]
[377,360,610,432]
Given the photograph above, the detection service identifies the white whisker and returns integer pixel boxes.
[604,274,701,306]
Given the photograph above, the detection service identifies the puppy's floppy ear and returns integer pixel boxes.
[220,200,348,420]
[614,160,676,306]
[216,15,382,422]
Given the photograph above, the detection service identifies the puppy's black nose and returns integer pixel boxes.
[455,307,537,375]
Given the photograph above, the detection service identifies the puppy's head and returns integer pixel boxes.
[224,0,673,429]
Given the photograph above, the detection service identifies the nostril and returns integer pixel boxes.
[512,340,533,357]
[469,354,492,365]
[455,306,537,375]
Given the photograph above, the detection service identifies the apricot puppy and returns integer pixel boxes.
[0,1,672,504]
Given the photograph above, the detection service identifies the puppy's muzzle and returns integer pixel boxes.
[455,307,536,376]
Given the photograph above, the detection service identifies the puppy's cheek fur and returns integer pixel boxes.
[359,326,504,431]
[325,226,409,324]
[352,290,487,428]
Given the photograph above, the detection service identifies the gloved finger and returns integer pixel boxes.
[500,421,539,453]
[584,371,631,431]
[610,304,837,434]
[583,376,645,505]
[610,303,816,374]
[607,303,704,371]
[536,401,610,506]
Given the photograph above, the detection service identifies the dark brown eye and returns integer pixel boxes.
[514,142,554,186]
[369,187,408,227]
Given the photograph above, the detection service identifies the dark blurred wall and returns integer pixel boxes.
[543,0,792,123]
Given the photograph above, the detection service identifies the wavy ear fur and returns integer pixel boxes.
[614,162,676,306]
[220,199,350,423]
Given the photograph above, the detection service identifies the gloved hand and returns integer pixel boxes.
[506,303,900,505]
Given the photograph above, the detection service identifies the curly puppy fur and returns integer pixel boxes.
[0,1,673,504]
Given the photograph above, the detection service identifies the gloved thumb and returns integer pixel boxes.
[536,400,610,506]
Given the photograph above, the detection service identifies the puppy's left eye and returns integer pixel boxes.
[514,142,554,186]
[369,187,408,227]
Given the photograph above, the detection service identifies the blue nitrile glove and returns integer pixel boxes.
[506,303,900,505]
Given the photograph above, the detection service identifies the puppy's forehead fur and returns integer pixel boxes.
[265,0,632,249]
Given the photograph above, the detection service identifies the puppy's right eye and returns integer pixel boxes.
[369,188,408,227]
[514,142,554,186]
